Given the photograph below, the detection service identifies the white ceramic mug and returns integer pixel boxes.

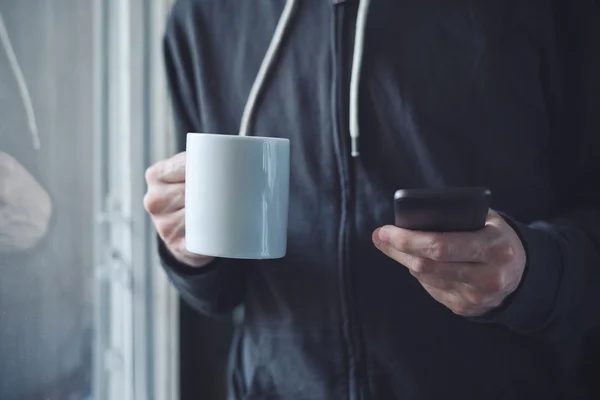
[185,133,290,259]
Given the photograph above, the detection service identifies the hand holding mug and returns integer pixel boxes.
[146,134,290,264]
[144,151,214,268]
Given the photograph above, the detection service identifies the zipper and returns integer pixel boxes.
[332,2,365,400]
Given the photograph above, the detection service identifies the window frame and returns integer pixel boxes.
[92,0,178,399]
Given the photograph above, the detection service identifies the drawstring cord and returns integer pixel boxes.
[239,0,371,159]
[0,10,41,150]
[349,0,371,157]
[239,0,299,137]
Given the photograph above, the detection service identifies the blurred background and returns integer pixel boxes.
[0,1,232,399]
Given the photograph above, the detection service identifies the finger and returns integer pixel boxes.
[373,233,503,292]
[146,152,187,183]
[374,226,496,263]
[375,241,464,289]
[144,183,186,215]
[154,208,186,243]
[386,249,468,283]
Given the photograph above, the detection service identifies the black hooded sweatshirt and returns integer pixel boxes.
[160,0,600,399]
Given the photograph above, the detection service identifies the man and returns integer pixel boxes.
[145,0,600,398]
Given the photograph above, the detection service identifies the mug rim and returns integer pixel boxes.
[187,132,289,143]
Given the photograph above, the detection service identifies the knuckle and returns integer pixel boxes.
[488,241,515,263]
[379,240,393,255]
[143,193,152,212]
[411,257,429,274]
[145,163,160,183]
[143,192,164,214]
[428,237,449,261]
[388,233,406,251]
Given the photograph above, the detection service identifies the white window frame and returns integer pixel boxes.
[92,0,179,399]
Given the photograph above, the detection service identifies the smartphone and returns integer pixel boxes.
[394,187,491,232]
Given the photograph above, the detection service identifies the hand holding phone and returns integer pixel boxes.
[376,187,527,318]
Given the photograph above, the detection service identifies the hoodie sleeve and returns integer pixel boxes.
[477,0,600,342]
[159,3,251,318]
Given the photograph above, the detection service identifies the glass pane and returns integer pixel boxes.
[0,1,94,399]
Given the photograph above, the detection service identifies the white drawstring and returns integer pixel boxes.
[349,0,371,158]
[240,0,370,159]
[0,10,41,150]
[239,0,298,137]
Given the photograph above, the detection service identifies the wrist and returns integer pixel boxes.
[174,252,215,268]
[157,236,216,271]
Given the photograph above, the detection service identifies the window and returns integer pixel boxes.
[0,1,177,399]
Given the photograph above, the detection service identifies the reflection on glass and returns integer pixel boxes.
[0,1,93,399]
